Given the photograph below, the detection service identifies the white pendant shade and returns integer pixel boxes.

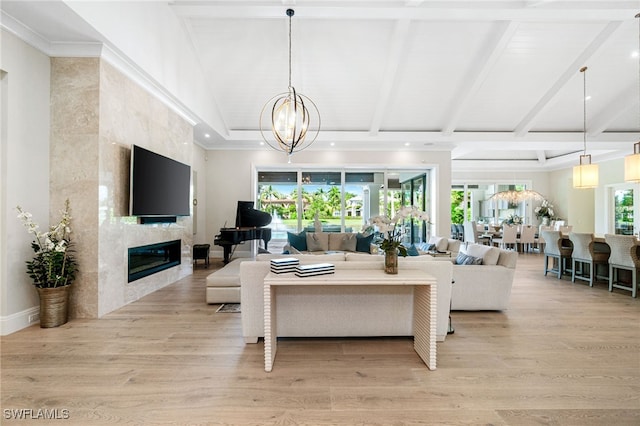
[624,142,640,182]
[573,155,599,188]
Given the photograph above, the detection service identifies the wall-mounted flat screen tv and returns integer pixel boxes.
[129,145,191,217]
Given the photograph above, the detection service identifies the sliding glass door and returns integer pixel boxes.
[256,168,432,244]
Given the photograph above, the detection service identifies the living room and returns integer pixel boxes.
[0,1,640,425]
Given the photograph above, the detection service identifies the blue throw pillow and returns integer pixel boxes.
[356,233,374,253]
[287,230,307,252]
[455,252,482,265]
[406,244,420,256]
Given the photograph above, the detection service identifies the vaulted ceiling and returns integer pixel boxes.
[2,1,639,172]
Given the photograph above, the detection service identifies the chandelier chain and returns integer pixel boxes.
[288,9,292,88]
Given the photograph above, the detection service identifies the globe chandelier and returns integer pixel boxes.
[624,13,640,182]
[573,66,599,189]
[259,9,320,161]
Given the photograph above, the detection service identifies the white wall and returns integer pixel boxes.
[64,0,225,135]
[205,149,452,256]
[192,143,208,244]
[0,30,51,334]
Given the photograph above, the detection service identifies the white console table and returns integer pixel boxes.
[263,268,437,372]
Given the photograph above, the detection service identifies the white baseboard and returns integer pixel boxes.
[0,305,39,335]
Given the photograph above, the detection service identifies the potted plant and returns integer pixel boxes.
[535,199,554,226]
[16,199,77,328]
[369,206,430,274]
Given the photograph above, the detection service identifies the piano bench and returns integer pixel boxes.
[206,258,243,304]
[193,244,211,268]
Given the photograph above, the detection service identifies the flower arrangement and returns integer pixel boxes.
[16,199,77,288]
[535,199,554,219]
[503,214,522,225]
[369,206,430,257]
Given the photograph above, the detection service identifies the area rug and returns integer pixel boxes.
[216,303,241,313]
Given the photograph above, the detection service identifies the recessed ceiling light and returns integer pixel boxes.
[330,142,335,146]
[632,51,639,59]
[585,95,592,101]
[204,133,210,138]
[404,142,410,146]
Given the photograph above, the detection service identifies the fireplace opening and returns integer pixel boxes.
[128,239,181,282]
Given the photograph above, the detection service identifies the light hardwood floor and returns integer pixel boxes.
[2,253,639,425]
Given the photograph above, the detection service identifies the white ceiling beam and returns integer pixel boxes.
[369,19,411,136]
[226,129,637,145]
[442,20,519,136]
[169,5,636,22]
[588,86,637,136]
[514,21,622,137]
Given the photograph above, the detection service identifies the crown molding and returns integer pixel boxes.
[1,10,201,128]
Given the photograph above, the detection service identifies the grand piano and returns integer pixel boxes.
[214,201,272,264]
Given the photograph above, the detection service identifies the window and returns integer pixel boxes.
[256,168,432,244]
[613,188,635,235]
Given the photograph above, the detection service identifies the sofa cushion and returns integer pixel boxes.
[306,232,329,252]
[356,233,374,253]
[464,244,500,265]
[406,244,420,256]
[328,233,357,252]
[287,231,307,252]
[429,236,449,252]
[455,252,482,265]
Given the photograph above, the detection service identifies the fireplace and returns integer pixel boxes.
[128,240,181,282]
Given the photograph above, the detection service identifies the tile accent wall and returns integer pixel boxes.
[50,57,193,318]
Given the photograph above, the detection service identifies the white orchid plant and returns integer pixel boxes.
[368,206,430,257]
[535,199,554,219]
[16,199,77,288]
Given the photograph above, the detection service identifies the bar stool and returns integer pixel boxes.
[604,234,639,298]
[541,230,572,278]
[569,232,609,286]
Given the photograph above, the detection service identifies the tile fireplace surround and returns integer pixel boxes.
[50,57,193,319]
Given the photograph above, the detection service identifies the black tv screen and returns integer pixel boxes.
[129,145,191,217]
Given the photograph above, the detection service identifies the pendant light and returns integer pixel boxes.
[573,66,599,189]
[259,9,320,161]
[624,13,640,182]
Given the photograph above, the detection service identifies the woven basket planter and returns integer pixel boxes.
[37,286,70,328]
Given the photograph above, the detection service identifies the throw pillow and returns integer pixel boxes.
[356,233,374,253]
[282,243,301,255]
[306,232,329,252]
[464,244,500,265]
[328,233,358,252]
[287,230,307,252]
[429,236,448,252]
[406,244,420,256]
[456,252,482,265]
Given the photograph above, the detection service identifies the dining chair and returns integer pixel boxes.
[604,234,639,298]
[517,225,537,253]
[541,230,572,279]
[535,225,554,252]
[493,224,517,250]
[464,221,491,246]
[568,232,610,287]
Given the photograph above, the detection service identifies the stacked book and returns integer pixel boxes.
[295,263,335,277]
[270,257,300,274]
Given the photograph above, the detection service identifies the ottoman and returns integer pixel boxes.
[206,258,243,304]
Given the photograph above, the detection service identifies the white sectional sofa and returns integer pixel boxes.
[240,253,455,343]
[451,243,518,310]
